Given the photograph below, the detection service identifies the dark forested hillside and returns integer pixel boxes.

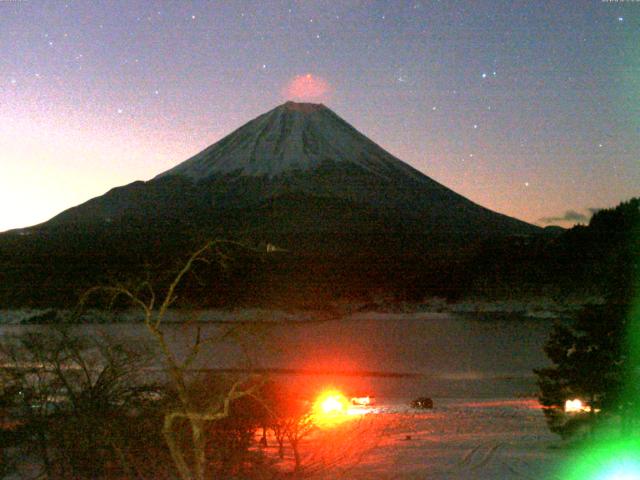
[0,198,637,310]
[464,198,639,302]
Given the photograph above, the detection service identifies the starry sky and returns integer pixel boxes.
[1,0,638,232]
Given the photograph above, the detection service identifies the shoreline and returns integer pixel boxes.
[0,297,595,325]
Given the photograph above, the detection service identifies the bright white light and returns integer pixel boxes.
[321,395,344,414]
[596,459,640,480]
[565,398,591,413]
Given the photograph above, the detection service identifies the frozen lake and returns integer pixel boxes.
[0,310,556,399]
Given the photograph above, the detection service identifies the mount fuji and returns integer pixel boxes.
[45,101,535,236]
[1,102,540,307]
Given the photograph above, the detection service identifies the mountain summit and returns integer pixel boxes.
[157,101,422,180]
[1,102,541,307]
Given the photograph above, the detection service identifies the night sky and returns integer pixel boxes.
[1,0,638,232]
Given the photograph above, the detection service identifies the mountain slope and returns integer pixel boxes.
[1,102,541,308]
[45,102,537,238]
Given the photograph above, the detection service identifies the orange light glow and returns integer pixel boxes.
[321,395,346,414]
[564,398,599,413]
[350,396,372,406]
[312,389,354,428]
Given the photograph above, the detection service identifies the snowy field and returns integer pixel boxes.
[0,311,572,478]
[267,397,567,480]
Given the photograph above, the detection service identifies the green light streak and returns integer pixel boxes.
[559,439,640,480]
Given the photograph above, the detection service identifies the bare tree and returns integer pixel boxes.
[80,240,269,480]
[0,326,162,479]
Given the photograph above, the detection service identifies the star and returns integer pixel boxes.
[432,106,437,111]
[524,182,530,187]
[618,17,624,22]
[154,90,160,95]
[191,15,196,20]
[473,124,478,129]
[482,73,487,79]
[117,108,123,114]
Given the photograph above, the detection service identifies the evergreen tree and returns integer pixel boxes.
[535,304,627,437]
[535,198,639,438]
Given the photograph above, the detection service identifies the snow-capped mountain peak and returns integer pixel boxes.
[156,101,420,180]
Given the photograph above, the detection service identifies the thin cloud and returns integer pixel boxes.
[538,210,589,225]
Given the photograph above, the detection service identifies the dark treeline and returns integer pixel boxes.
[462,197,639,303]
[0,198,637,311]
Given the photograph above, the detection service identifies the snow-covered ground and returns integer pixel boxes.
[2,309,633,479]
[273,398,567,479]
[0,311,571,478]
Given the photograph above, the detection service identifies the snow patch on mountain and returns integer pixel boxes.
[156,101,424,181]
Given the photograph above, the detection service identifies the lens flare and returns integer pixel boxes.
[560,438,640,480]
